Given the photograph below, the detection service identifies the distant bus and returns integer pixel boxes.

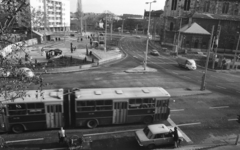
[0,87,171,133]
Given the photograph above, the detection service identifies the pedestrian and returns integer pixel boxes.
[81,38,83,42]
[58,127,66,143]
[173,127,179,148]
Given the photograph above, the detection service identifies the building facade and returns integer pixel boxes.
[22,0,70,32]
[163,0,240,52]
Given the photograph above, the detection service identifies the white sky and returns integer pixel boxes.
[70,0,165,15]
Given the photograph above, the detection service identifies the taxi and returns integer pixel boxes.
[135,124,184,149]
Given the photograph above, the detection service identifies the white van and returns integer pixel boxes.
[176,57,197,70]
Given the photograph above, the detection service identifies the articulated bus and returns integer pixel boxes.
[0,87,170,133]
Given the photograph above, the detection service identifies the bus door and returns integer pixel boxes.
[113,101,128,124]
[45,104,63,128]
[154,100,170,121]
[0,109,7,132]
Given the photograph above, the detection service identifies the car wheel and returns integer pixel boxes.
[143,116,153,124]
[147,144,155,149]
[12,124,24,133]
[87,119,98,129]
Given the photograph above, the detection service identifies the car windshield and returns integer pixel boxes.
[143,126,153,139]
[187,61,192,65]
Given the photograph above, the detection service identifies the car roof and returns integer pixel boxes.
[19,67,30,70]
[148,124,169,134]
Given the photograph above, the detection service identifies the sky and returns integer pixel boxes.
[70,0,165,15]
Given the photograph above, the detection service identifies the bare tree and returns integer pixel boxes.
[0,0,45,103]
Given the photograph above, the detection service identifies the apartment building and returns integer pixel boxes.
[28,0,70,32]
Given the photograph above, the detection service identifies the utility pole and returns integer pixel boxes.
[104,11,107,52]
[111,20,113,41]
[77,0,83,35]
[212,23,221,69]
[121,18,124,34]
[201,26,215,91]
[232,32,240,69]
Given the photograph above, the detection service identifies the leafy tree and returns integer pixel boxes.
[0,0,44,103]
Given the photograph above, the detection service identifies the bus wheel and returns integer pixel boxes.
[147,144,155,149]
[143,116,153,124]
[12,124,24,133]
[87,120,98,129]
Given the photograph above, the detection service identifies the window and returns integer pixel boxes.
[27,103,45,114]
[154,134,164,139]
[222,2,229,14]
[184,0,191,11]
[129,98,155,109]
[170,22,174,31]
[171,0,178,10]
[8,104,27,115]
[76,100,113,112]
[232,3,239,15]
[203,1,210,12]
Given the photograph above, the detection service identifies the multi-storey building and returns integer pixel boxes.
[19,0,70,32]
[163,0,240,52]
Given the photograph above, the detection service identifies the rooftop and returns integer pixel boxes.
[1,89,64,104]
[179,22,210,35]
[193,12,240,21]
[75,87,170,100]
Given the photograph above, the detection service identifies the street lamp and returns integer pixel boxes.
[144,0,156,70]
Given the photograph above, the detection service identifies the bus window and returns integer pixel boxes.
[8,104,27,116]
[96,100,113,111]
[27,103,45,114]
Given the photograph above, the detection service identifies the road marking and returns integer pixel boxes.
[6,138,44,144]
[183,76,191,79]
[216,85,226,89]
[209,106,229,109]
[83,129,141,136]
[177,122,201,127]
[172,72,178,75]
[167,118,192,143]
[171,109,185,112]
[133,56,138,58]
[228,118,238,121]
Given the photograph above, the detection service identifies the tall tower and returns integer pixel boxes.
[77,0,83,34]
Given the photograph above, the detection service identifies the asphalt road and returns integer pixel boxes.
[3,36,240,150]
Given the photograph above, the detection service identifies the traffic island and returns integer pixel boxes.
[124,65,158,73]
[167,87,212,97]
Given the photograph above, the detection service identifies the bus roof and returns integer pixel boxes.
[0,89,64,104]
[75,87,170,100]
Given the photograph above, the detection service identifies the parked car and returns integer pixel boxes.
[150,49,160,56]
[0,68,10,77]
[17,67,35,78]
[41,48,63,59]
[135,124,184,149]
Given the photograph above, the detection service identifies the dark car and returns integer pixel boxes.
[42,48,63,59]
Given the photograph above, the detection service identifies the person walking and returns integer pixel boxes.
[58,127,66,143]
[173,127,179,148]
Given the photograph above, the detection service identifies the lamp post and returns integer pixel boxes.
[104,11,108,52]
[144,0,156,70]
